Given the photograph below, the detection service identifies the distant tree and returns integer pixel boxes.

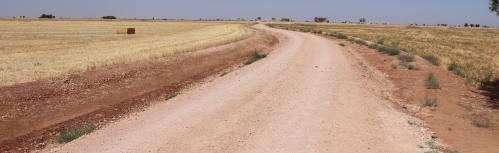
[280,18,291,22]
[39,14,55,19]
[359,18,367,23]
[491,0,499,15]
[464,23,469,27]
[271,17,276,21]
[102,16,117,19]
[314,17,328,22]
[476,24,481,28]
[256,17,262,21]
[470,23,475,27]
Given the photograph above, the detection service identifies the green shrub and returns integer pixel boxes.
[426,141,458,153]
[354,39,368,46]
[164,92,178,101]
[398,54,415,63]
[426,73,440,89]
[328,32,339,37]
[368,44,378,49]
[423,55,440,66]
[400,62,418,70]
[336,33,348,39]
[448,62,465,77]
[423,97,438,107]
[244,52,267,65]
[57,124,95,144]
[471,115,490,128]
[312,30,322,34]
[407,63,418,70]
[377,46,400,56]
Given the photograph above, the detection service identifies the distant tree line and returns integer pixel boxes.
[39,14,55,19]
[359,18,367,23]
[280,18,291,22]
[102,16,117,19]
[464,23,481,28]
[314,17,328,23]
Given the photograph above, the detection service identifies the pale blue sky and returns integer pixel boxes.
[1,0,498,26]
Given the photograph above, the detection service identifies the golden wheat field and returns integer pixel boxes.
[0,20,255,86]
[271,23,499,85]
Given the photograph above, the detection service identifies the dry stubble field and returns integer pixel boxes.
[0,20,254,86]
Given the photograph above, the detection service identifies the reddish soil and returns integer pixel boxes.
[0,30,278,153]
[333,38,499,153]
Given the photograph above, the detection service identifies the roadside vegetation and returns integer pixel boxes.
[164,92,179,101]
[0,20,255,86]
[269,23,499,87]
[398,54,418,70]
[423,97,438,108]
[57,124,95,144]
[426,73,441,89]
[471,115,491,128]
[244,52,267,65]
[423,55,440,66]
[377,46,400,56]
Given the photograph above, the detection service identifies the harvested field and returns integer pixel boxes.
[0,26,277,152]
[0,20,254,86]
[270,23,499,86]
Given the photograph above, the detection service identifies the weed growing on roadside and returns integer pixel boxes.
[426,141,458,153]
[354,39,368,46]
[377,46,400,56]
[328,32,339,37]
[471,115,490,128]
[244,52,267,65]
[368,44,378,49]
[423,97,438,107]
[400,62,418,70]
[425,73,440,89]
[339,43,346,47]
[57,124,95,144]
[423,55,440,66]
[398,54,415,63]
[448,62,465,77]
[165,92,179,101]
[336,33,348,39]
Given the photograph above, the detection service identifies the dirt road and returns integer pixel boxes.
[44,25,429,153]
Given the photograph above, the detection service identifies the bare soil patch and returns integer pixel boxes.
[0,29,278,153]
[329,36,499,153]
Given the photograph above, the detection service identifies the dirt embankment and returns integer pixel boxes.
[0,28,278,152]
[331,36,499,153]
